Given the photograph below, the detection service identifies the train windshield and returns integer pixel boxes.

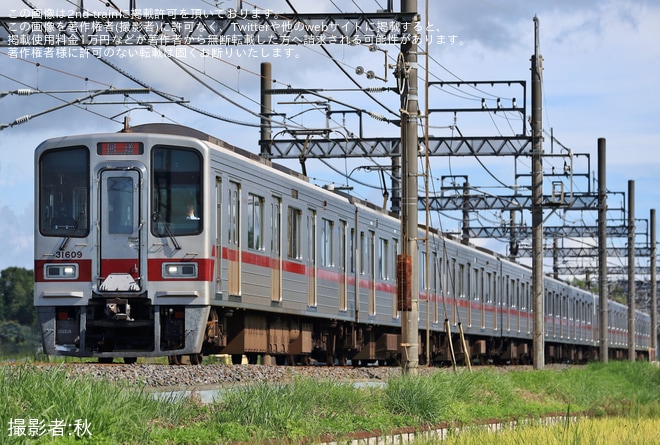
[151,145,202,236]
[38,146,90,237]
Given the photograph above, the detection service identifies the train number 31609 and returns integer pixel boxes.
[55,250,83,259]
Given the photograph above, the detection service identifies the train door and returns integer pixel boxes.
[338,220,347,311]
[367,230,375,316]
[450,258,456,326]
[271,197,282,302]
[457,263,465,326]
[215,177,223,294]
[479,268,485,329]
[307,209,317,307]
[525,282,530,334]
[99,169,142,289]
[502,275,512,332]
[432,252,439,324]
[227,181,241,296]
[360,230,376,316]
[485,271,493,330]
[515,279,521,333]
[465,264,471,327]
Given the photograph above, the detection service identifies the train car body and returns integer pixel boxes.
[34,124,651,364]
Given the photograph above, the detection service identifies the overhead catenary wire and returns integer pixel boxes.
[8,1,625,273]
[0,84,151,130]
[282,0,399,119]
[97,0,397,141]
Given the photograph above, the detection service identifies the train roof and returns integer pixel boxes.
[125,122,310,182]
[126,123,397,217]
[122,124,599,291]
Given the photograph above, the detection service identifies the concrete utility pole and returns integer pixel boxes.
[398,0,419,375]
[628,180,636,361]
[651,209,657,361]
[531,16,545,370]
[598,138,609,363]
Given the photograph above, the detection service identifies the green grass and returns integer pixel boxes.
[1,361,659,444]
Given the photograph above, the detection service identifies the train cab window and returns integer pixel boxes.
[152,146,202,236]
[39,147,90,237]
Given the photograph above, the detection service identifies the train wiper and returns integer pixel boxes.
[152,211,181,250]
[59,211,84,251]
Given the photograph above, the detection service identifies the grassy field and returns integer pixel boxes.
[1,361,659,444]
[414,417,660,445]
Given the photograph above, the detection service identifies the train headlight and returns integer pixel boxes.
[45,264,79,279]
[162,262,198,278]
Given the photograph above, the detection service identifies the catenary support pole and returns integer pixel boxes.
[531,16,545,370]
[399,0,419,375]
[598,138,609,363]
[628,180,636,361]
[651,209,657,361]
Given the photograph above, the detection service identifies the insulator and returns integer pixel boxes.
[16,89,35,96]
[368,112,385,121]
[15,115,31,124]
[365,87,387,93]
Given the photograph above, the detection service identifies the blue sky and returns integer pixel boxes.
[1,0,659,276]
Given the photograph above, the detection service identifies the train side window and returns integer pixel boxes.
[419,250,426,289]
[378,237,389,280]
[227,182,241,246]
[287,206,302,260]
[349,228,355,273]
[393,238,399,277]
[473,267,480,301]
[247,193,264,251]
[271,197,282,256]
[321,218,334,267]
[39,146,90,237]
[360,231,366,275]
[452,260,459,299]
[458,263,464,299]
[512,278,518,308]
[485,272,492,303]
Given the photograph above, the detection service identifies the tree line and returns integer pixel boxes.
[0,267,39,355]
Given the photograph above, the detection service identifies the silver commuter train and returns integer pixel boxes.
[34,123,652,364]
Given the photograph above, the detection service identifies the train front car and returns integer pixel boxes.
[34,131,213,363]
